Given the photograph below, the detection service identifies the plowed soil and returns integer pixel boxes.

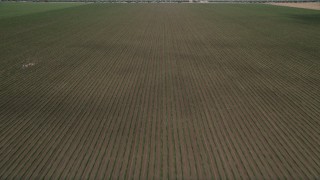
[269,2,320,10]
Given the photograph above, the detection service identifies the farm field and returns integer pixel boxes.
[1,3,320,179]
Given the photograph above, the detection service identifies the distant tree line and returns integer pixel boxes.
[1,0,319,3]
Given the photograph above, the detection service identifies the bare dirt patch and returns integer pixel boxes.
[268,2,320,10]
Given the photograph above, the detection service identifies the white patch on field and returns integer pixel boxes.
[22,63,36,69]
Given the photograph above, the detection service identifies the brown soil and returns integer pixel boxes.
[268,2,320,10]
